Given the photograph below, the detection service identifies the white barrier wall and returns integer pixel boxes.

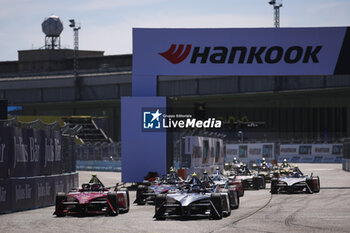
[343,159,350,171]
[225,143,275,167]
[279,144,343,163]
[225,143,343,165]
[181,136,224,176]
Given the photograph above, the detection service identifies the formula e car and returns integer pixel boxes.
[134,169,184,205]
[252,163,274,183]
[229,164,265,190]
[208,168,244,197]
[202,170,240,209]
[54,175,130,217]
[270,168,320,194]
[223,157,242,173]
[153,174,232,220]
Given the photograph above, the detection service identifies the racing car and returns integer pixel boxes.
[54,174,130,217]
[252,160,274,183]
[134,168,184,205]
[153,173,232,220]
[203,170,240,209]
[223,157,242,172]
[208,167,244,197]
[228,163,265,190]
[270,167,320,194]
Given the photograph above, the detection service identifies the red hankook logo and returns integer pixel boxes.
[159,44,192,64]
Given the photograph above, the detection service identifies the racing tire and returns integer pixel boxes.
[241,180,249,190]
[313,176,320,193]
[239,186,245,197]
[258,175,266,189]
[231,190,240,209]
[252,176,260,190]
[306,178,314,194]
[154,194,166,220]
[273,172,280,179]
[119,188,130,213]
[222,193,231,217]
[219,189,231,217]
[223,204,231,217]
[135,185,148,205]
[210,193,223,220]
[55,192,67,217]
[107,191,119,216]
[270,178,278,194]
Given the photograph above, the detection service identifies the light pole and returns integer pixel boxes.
[69,19,81,100]
[268,0,283,28]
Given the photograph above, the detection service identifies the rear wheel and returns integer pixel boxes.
[107,191,119,216]
[210,193,223,220]
[306,178,314,194]
[55,192,66,217]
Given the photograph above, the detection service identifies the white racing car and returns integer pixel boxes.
[270,167,320,194]
[153,174,232,220]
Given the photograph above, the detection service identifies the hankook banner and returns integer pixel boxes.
[133,27,350,76]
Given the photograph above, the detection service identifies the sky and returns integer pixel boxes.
[0,0,349,61]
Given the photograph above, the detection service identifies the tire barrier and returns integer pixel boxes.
[0,172,78,213]
[76,160,121,172]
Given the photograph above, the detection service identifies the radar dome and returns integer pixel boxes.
[41,15,63,37]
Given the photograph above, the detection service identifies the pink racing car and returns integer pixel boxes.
[54,175,129,217]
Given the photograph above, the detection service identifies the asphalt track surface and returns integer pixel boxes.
[1,164,350,233]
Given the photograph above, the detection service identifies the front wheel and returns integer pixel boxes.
[259,176,266,189]
[313,176,320,193]
[271,178,278,194]
[107,191,119,216]
[231,190,239,209]
[119,188,130,213]
[135,185,147,205]
[55,192,66,217]
[210,193,223,220]
[154,194,166,220]
[306,178,314,194]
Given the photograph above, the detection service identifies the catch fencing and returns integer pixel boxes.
[75,142,121,171]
